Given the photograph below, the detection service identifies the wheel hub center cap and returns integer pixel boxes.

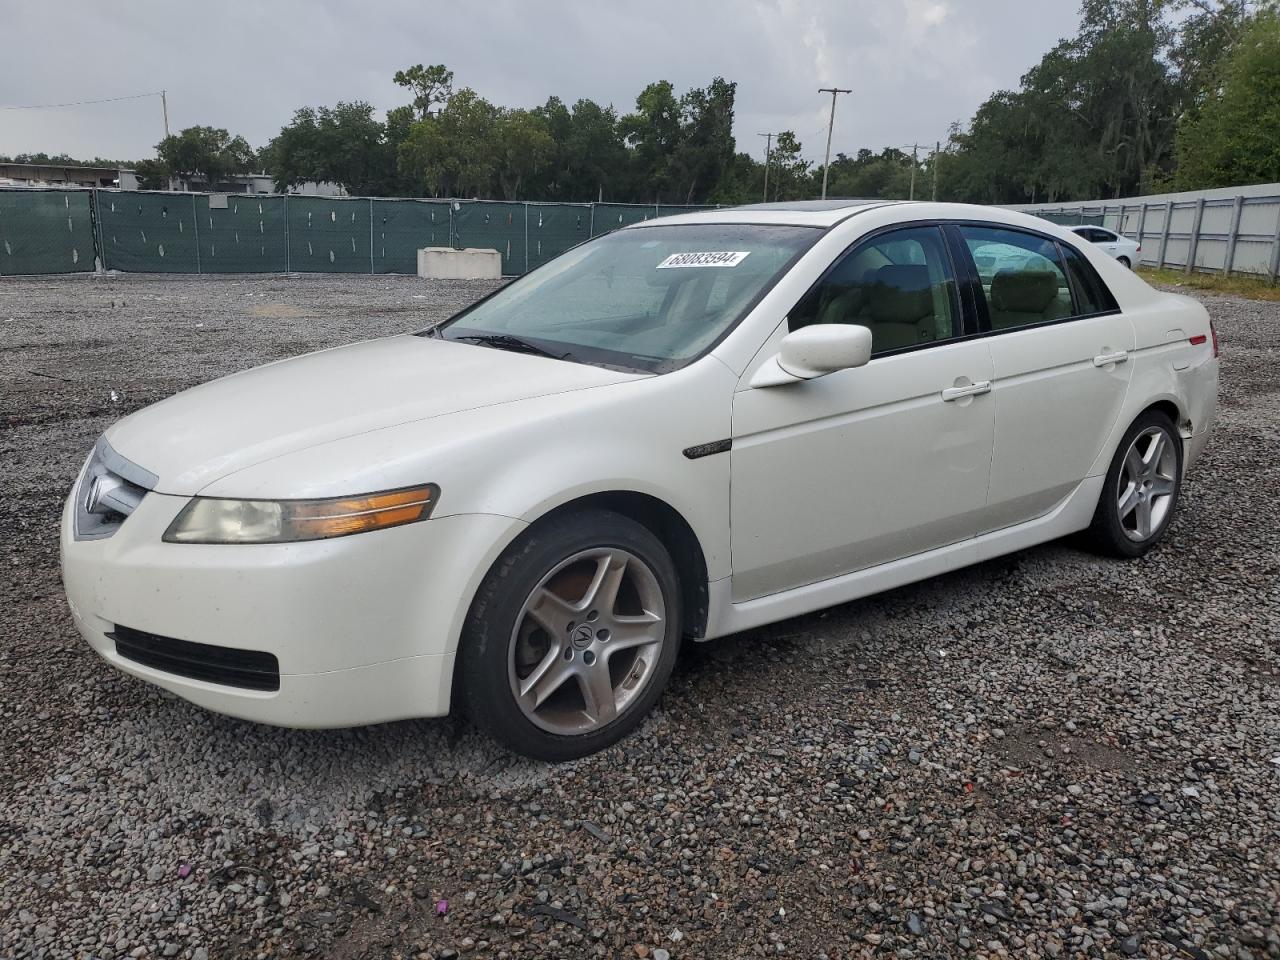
[571,623,595,649]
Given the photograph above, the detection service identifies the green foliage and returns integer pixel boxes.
[823,149,917,200]
[393,64,454,119]
[766,131,811,202]
[938,0,1278,202]
[1173,11,1280,188]
[264,102,398,195]
[154,126,254,190]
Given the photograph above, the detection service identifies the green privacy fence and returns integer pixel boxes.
[0,189,96,274]
[0,187,714,278]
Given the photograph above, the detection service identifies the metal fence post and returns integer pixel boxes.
[192,193,202,274]
[1269,208,1280,283]
[1135,202,1148,263]
[91,188,106,273]
[589,203,595,239]
[523,203,529,275]
[1223,195,1244,277]
[1185,197,1206,276]
[369,198,375,275]
[284,195,291,273]
[1158,201,1173,269]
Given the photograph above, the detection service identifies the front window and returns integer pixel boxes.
[430,224,819,373]
[788,226,961,355]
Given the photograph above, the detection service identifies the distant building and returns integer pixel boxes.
[0,161,344,197]
[175,173,347,197]
[0,161,138,189]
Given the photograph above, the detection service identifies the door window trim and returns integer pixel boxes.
[944,220,1123,336]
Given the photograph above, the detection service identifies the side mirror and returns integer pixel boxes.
[750,324,873,388]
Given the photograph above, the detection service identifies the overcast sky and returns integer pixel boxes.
[1,0,1083,166]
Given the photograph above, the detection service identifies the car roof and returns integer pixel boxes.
[627,200,1080,233]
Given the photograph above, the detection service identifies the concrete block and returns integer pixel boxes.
[417,247,503,280]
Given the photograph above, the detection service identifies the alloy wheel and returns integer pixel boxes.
[508,547,667,735]
[1116,425,1177,541]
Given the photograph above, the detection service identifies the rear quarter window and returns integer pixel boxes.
[1060,243,1119,315]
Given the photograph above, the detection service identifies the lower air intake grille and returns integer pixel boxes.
[110,626,280,692]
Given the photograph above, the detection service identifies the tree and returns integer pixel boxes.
[823,148,917,200]
[264,102,396,195]
[493,109,556,200]
[154,126,254,189]
[397,88,501,197]
[535,97,629,201]
[393,63,455,119]
[1174,10,1280,187]
[768,131,810,201]
[668,78,737,204]
[619,81,683,200]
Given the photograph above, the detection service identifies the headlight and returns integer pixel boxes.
[162,484,439,544]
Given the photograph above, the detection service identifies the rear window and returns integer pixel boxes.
[960,226,1073,331]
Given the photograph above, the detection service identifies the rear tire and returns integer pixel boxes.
[1087,410,1182,558]
[459,509,682,761]
[1117,256,1132,269]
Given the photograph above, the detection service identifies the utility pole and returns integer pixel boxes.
[818,87,851,200]
[758,133,774,202]
[932,140,940,201]
[161,90,175,192]
[909,143,920,201]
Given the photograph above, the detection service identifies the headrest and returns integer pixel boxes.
[991,270,1058,313]
[869,264,932,323]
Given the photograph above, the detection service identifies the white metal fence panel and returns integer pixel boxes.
[1015,184,1280,280]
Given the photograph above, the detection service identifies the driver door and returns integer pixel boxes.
[729,225,996,601]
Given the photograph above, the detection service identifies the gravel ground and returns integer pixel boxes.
[1,273,1277,960]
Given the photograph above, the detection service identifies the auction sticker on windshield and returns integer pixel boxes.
[656,251,751,268]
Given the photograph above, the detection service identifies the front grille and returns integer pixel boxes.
[110,625,280,692]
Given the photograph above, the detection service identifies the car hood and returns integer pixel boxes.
[106,334,644,495]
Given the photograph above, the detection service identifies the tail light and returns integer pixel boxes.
[1192,323,1220,357]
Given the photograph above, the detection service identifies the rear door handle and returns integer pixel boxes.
[1093,350,1129,367]
[941,380,992,402]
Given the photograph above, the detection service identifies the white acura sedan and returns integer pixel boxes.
[61,200,1218,760]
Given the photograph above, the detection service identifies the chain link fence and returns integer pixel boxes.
[0,187,708,278]
[1020,185,1280,280]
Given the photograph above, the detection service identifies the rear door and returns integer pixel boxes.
[950,224,1135,531]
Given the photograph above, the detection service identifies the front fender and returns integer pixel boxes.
[199,358,737,583]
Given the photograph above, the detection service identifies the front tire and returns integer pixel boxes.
[459,509,682,761]
[1087,410,1182,558]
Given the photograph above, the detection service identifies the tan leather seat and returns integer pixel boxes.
[989,270,1069,328]
[862,265,938,351]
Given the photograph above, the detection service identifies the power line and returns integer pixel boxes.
[0,91,164,111]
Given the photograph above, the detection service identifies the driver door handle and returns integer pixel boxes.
[941,380,992,402]
[1093,350,1129,367]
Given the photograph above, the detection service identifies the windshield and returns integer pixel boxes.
[429,223,820,373]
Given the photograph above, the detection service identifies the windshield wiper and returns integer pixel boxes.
[450,333,572,361]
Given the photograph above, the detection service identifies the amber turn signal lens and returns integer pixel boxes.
[288,487,438,539]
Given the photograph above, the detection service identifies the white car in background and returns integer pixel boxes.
[61,200,1218,760]
[1071,225,1142,268]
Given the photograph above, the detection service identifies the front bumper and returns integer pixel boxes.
[60,488,523,728]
